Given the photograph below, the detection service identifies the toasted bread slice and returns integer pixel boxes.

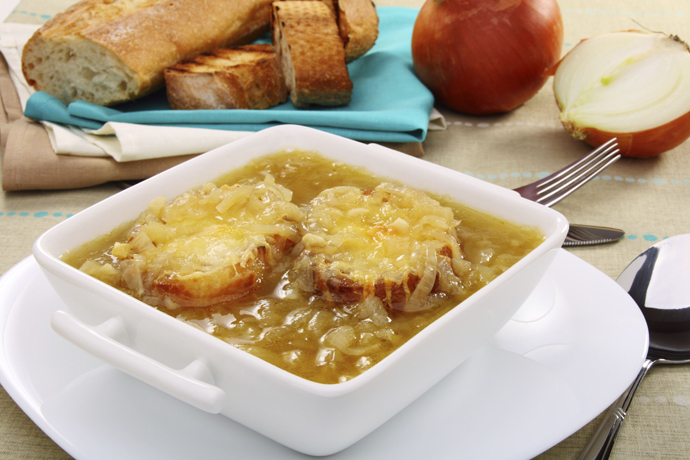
[104,177,303,308]
[330,0,379,62]
[271,1,352,108]
[286,0,378,62]
[165,44,287,110]
[290,183,466,312]
[339,0,379,62]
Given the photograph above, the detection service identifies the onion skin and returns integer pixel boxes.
[563,111,690,158]
[411,0,564,115]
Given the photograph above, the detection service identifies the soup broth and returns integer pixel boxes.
[63,150,544,384]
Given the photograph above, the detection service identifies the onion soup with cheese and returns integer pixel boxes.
[63,150,544,384]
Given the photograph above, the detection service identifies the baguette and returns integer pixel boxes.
[165,45,287,110]
[321,0,378,62]
[271,1,353,108]
[22,0,275,107]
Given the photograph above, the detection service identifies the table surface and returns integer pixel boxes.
[1,0,689,458]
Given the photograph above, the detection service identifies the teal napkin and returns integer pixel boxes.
[23,7,433,143]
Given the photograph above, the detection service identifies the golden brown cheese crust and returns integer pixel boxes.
[271,1,353,108]
[164,44,288,110]
[92,177,304,308]
[22,0,275,106]
[290,184,466,311]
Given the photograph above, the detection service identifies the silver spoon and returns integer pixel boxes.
[578,233,690,460]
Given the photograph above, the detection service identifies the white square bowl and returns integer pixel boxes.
[33,125,568,456]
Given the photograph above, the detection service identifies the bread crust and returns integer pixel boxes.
[282,0,379,62]
[165,45,288,110]
[271,1,353,108]
[144,232,297,308]
[22,0,275,106]
[336,0,379,62]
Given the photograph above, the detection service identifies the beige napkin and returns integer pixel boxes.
[0,50,200,189]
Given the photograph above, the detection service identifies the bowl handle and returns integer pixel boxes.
[51,310,226,414]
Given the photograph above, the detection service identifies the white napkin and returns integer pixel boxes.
[43,121,254,161]
[1,23,446,162]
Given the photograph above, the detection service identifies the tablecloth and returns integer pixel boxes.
[1,0,689,458]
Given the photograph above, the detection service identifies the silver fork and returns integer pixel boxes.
[512,138,623,246]
[513,138,621,207]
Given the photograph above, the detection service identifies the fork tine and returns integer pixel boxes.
[535,140,619,195]
[525,138,619,190]
[511,138,621,205]
[536,146,621,206]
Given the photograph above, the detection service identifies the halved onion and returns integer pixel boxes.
[552,30,690,157]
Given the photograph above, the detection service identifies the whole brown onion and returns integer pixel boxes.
[411,0,564,115]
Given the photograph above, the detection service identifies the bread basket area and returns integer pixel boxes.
[31,125,567,456]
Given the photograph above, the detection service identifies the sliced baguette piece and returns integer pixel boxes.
[22,0,275,107]
[287,0,378,62]
[321,0,378,62]
[165,45,287,110]
[271,1,353,108]
[337,0,379,62]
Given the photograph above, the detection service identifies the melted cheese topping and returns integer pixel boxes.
[80,175,303,307]
[293,183,465,310]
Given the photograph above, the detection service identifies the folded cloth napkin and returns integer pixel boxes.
[44,121,255,161]
[0,22,33,106]
[19,7,445,161]
[0,52,428,190]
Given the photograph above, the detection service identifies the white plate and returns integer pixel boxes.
[0,250,648,460]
